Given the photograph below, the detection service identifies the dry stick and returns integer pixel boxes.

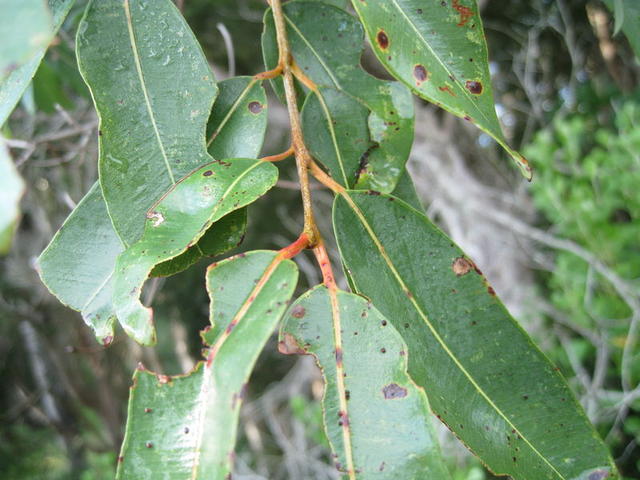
[271,0,319,246]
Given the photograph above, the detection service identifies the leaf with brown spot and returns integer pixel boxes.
[280,286,451,478]
[262,1,414,192]
[334,190,618,479]
[113,160,278,345]
[352,0,532,179]
[117,251,298,479]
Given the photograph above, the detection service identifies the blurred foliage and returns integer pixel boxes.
[525,94,640,475]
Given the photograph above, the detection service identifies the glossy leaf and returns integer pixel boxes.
[113,159,278,345]
[0,0,75,127]
[333,191,617,480]
[351,0,532,180]
[77,0,218,244]
[37,72,265,343]
[117,251,298,479]
[38,183,123,345]
[280,285,451,479]
[0,139,25,255]
[206,76,268,160]
[262,1,414,192]
[150,208,246,278]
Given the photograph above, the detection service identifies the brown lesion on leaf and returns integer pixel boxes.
[335,347,344,365]
[376,29,389,50]
[452,256,474,276]
[248,101,263,114]
[465,80,483,94]
[382,383,408,399]
[291,305,306,318]
[438,85,456,96]
[413,64,428,85]
[278,333,307,355]
[452,0,474,27]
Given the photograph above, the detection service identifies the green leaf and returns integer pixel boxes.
[351,0,532,180]
[280,285,451,479]
[0,138,25,255]
[262,1,415,192]
[0,0,75,127]
[604,0,640,59]
[0,0,52,77]
[117,250,298,479]
[113,159,278,345]
[150,208,247,278]
[37,183,123,345]
[206,76,268,160]
[333,191,617,480]
[37,73,265,344]
[391,169,422,211]
[77,0,218,244]
[32,59,74,113]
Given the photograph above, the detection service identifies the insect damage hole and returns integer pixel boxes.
[146,211,165,227]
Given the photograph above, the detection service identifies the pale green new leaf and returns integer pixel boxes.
[262,1,414,192]
[77,0,218,244]
[0,0,75,127]
[0,139,25,255]
[333,191,617,480]
[281,286,451,479]
[351,0,532,179]
[117,251,298,479]
[113,159,278,345]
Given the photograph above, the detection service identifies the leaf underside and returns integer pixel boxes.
[117,251,298,480]
[351,0,532,179]
[262,0,414,192]
[281,286,451,479]
[333,191,616,480]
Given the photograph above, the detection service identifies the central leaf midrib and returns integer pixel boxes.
[123,0,175,185]
[341,192,565,480]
